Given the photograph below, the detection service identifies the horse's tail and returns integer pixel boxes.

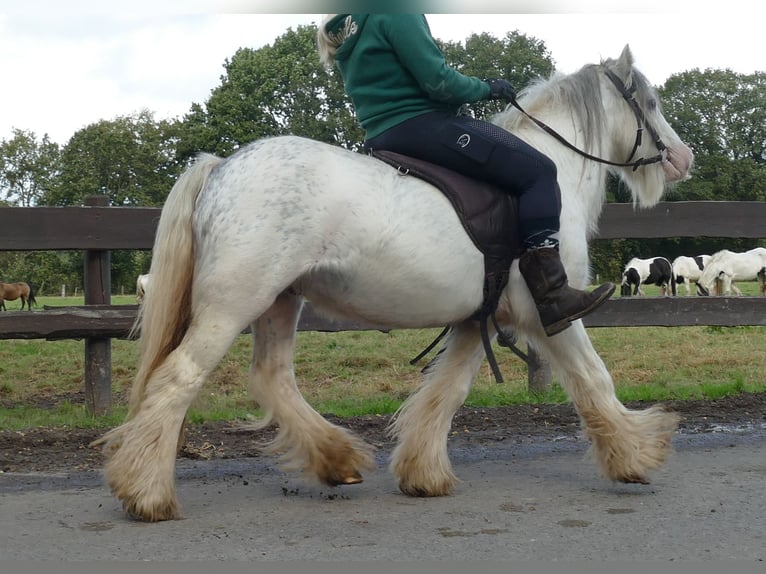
[127,153,223,418]
[27,283,37,307]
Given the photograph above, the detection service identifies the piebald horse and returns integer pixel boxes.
[95,46,693,521]
[620,256,676,296]
[671,255,711,296]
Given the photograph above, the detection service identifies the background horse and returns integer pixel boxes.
[620,256,676,296]
[135,274,151,305]
[671,255,710,296]
[0,281,36,311]
[697,247,766,296]
[95,45,693,522]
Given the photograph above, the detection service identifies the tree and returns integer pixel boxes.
[439,31,555,119]
[34,111,181,291]
[0,129,61,206]
[43,110,183,207]
[659,69,766,202]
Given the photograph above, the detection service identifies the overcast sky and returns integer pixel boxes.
[0,3,761,145]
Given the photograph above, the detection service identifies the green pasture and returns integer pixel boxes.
[1,283,765,431]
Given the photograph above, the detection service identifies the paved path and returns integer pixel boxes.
[1,430,764,560]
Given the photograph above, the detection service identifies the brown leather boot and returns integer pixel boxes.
[518,247,615,336]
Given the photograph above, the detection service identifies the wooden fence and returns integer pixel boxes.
[2,197,765,414]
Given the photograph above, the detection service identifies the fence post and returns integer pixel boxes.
[527,343,552,394]
[83,195,112,416]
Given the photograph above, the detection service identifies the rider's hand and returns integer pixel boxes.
[485,78,516,103]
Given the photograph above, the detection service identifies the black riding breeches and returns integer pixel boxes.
[364,111,562,246]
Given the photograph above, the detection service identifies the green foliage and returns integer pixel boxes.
[0,128,61,206]
[439,31,554,119]
[44,110,184,207]
[659,69,766,202]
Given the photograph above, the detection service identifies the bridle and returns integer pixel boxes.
[508,67,667,171]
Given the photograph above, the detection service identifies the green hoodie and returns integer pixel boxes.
[325,14,491,140]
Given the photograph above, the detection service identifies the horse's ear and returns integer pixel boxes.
[616,45,634,75]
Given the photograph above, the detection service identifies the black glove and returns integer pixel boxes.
[485,78,516,103]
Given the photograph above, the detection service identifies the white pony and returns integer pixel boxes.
[135,273,150,304]
[698,248,766,296]
[671,255,711,295]
[94,46,693,521]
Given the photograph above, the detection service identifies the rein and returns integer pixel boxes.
[508,68,666,171]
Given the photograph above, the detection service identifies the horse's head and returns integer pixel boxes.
[600,45,694,208]
[620,267,640,296]
[490,45,693,213]
[697,258,727,296]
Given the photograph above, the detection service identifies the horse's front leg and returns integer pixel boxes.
[389,321,485,496]
[532,322,678,484]
[248,292,375,487]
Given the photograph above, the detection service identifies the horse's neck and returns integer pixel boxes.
[517,119,609,237]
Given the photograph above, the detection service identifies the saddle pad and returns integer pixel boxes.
[371,149,522,267]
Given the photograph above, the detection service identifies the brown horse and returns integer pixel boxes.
[0,282,37,311]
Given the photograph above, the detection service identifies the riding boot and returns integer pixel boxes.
[518,247,615,336]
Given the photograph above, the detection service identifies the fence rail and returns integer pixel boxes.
[1,198,765,414]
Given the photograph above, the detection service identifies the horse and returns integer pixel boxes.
[671,255,711,296]
[93,45,693,522]
[697,248,766,296]
[620,256,676,296]
[135,274,151,305]
[0,281,37,311]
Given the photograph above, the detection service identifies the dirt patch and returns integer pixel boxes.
[1,393,765,474]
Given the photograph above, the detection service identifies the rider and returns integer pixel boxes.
[317,14,615,336]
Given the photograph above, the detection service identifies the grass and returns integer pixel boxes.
[1,285,765,431]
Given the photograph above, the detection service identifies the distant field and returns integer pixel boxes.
[1,282,765,430]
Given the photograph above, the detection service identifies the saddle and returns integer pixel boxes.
[371,149,524,383]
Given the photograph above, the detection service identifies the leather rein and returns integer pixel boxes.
[508,68,668,171]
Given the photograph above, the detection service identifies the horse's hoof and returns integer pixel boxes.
[340,475,364,485]
[398,484,439,497]
[619,475,650,485]
[333,472,364,486]
[327,472,364,486]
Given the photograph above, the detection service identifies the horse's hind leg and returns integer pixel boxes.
[100,311,245,521]
[389,321,485,496]
[533,322,678,484]
[248,292,375,486]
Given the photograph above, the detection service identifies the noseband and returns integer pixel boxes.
[509,67,667,171]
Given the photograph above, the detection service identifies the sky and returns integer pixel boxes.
[0,1,762,145]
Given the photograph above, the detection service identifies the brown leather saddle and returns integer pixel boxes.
[371,150,524,383]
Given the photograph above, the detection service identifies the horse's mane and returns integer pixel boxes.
[492,63,608,157]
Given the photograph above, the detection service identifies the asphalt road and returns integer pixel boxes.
[1,428,764,561]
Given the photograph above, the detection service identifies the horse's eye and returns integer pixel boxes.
[648,98,657,111]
